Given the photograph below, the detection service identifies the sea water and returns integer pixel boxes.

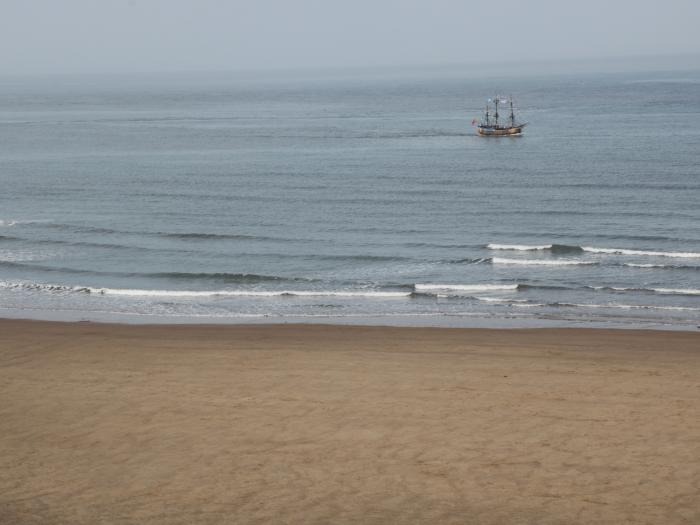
[1,66,699,328]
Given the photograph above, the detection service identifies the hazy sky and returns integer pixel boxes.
[1,0,699,75]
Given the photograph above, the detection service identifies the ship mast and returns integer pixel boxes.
[510,96,515,127]
[485,102,490,126]
[494,96,499,128]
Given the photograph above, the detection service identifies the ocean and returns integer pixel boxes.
[1,65,699,328]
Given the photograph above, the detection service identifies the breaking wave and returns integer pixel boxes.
[581,246,700,258]
[622,263,699,270]
[91,289,413,298]
[487,243,553,251]
[487,242,700,258]
[0,282,90,294]
[5,280,520,298]
[0,281,410,298]
[487,243,587,254]
[492,257,596,266]
[414,283,518,293]
[642,287,700,296]
[546,302,700,312]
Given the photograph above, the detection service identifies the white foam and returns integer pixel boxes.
[487,243,552,251]
[492,257,595,266]
[582,246,700,258]
[650,306,700,311]
[91,288,231,297]
[477,296,510,303]
[561,303,700,312]
[86,287,413,298]
[512,303,546,308]
[477,296,530,303]
[0,281,79,293]
[652,288,700,296]
[415,283,518,293]
[0,281,412,298]
[284,290,411,298]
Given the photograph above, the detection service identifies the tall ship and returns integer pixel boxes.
[475,95,526,136]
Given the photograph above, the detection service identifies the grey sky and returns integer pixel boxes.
[1,0,699,75]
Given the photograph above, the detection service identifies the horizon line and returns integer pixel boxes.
[2,51,700,80]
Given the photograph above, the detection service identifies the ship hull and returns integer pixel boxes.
[477,126,524,136]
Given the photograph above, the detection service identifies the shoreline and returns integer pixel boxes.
[1,308,698,332]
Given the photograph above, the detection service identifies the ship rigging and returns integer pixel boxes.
[475,95,526,136]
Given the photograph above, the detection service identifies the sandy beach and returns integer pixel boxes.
[1,319,699,524]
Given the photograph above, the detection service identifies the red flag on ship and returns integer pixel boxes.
[471,118,478,126]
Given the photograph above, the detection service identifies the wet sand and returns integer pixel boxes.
[1,319,699,524]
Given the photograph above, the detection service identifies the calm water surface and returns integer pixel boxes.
[1,68,699,328]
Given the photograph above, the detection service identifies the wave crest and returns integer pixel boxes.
[487,242,700,258]
[0,281,411,298]
[487,243,584,254]
[624,263,700,271]
[487,243,552,251]
[492,257,596,266]
[415,283,518,293]
[582,246,700,258]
